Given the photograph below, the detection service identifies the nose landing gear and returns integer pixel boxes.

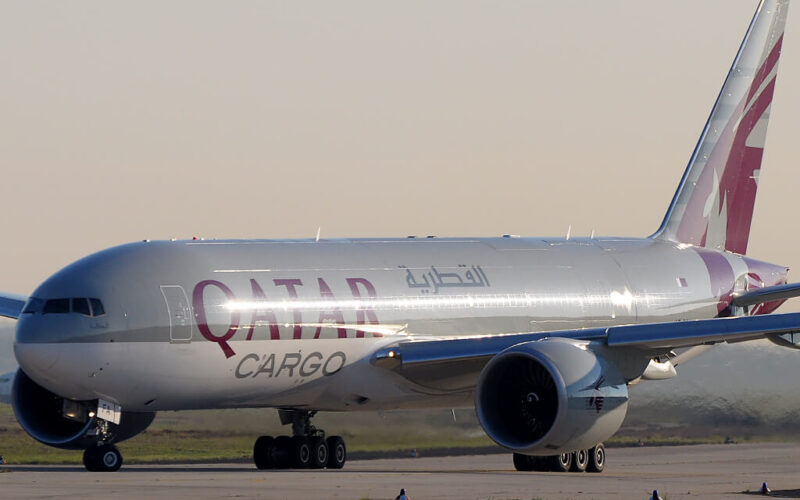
[253,410,347,470]
[83,443,123,472]
[82,415,123,472]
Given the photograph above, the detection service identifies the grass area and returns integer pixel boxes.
[3,401,800,465]
[0,405,495,464]
[0,427,497,464]
[0,428,251,464]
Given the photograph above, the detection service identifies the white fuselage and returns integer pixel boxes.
[13,237,788,412]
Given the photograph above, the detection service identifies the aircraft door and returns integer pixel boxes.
[160,285,193,343]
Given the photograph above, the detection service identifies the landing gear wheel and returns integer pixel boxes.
[310,436,328,469]
[326,435,346,469]
[550,452,572,472]
[82,448,96,471]
[570,449,588,472]
[587,443,605,473]
[273,435,293,469]
[513,452,534,471]
[290,436,313,468]
[83,444,122,472]
[253,435,275,469]
[512,453,550,472]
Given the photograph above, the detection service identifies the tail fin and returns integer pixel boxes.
[653,0,790,254]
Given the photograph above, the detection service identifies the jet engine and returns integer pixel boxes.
[12,369,155,450]
[767,332,800,349]
[475,337,628,455]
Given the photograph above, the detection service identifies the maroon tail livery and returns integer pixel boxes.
[654,1,789,255]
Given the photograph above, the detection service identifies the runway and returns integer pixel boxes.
[2,443,800,499]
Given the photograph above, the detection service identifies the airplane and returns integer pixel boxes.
[0,371,13,404]
[2,0,799,473]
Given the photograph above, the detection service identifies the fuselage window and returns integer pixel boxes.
[43,298,70,314]
[22,298,43,314]
[89,298,105,317]
[72,298,91,316]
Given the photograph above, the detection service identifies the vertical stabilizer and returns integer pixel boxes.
[653,0,790,254]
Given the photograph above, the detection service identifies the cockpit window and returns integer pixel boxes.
[72,298,91,316]
[22,298,43,314]
[89,298,105,317]
[34,297,105,316]
[43,298,70,314]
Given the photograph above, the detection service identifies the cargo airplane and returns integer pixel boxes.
[2,0,799,473]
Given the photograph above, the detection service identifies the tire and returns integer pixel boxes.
[513,453,549,472]
[587,443,605,473]
[290,436,313,468]
[570,449,588,472]
[83,447,98,471]
[326,436,346,469]
[83,444,122,472]
[513,452,534,471]
[550,452,572,472]
[253,435,275,469]
[273,435,293,469]
[310,436,328,469]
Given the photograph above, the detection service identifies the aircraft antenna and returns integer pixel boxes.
[315,227,321,242]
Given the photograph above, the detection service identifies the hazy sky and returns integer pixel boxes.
[2,0,800,309]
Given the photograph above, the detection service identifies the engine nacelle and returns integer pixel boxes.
[767,333,800,349]
[12,369,155,450]
[475,337,628,455]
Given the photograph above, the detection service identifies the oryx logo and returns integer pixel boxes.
[587,375,605,414]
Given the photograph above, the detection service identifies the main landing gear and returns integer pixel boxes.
[513,443,605,473]
[253,410,347,470]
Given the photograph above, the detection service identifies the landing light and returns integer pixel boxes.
[62,400,88,423]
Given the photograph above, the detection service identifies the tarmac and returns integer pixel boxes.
[2,442,800,499]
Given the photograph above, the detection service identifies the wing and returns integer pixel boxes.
[372,311,800,392]
[0,292,27,319]
[733,282,800,307]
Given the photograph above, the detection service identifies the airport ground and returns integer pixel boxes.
[1,402,791,464]
[2,443,800,499]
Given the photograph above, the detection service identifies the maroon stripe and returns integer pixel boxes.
[675,93,746,247]
[747,34,783,104]
[695,249,735,314]
[719,76,776,254]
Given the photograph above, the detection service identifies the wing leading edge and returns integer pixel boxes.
[0,293,27,319]
[733,282,800,307]
[372,312,800,392]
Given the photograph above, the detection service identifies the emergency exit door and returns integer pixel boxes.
[160,285,193,343]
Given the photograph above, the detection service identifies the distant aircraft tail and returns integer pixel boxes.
[653,0,790,255]
[0,370,14,405]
